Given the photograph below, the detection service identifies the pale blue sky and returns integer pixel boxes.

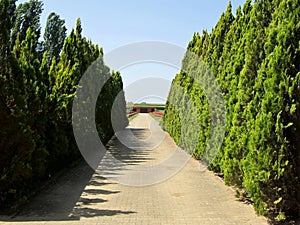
[18,0,246,103]
[31,0,246,52]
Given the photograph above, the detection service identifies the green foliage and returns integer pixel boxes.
[11,0,43,50]
[43,12,67,64]
[163,0,300,220]
[0,1,128,212]
[0,0,16,74]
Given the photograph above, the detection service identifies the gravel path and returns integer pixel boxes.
[0,114,268,225]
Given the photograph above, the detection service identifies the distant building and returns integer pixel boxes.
[127,104,165,114]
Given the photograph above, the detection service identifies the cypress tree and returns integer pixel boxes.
[0,8,128,211]
[163,0,300,220]
[44,12,67,65]
[11,0,43,50]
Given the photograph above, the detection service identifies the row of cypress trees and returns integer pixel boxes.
[0,0,127,211]
[162,0,300,221]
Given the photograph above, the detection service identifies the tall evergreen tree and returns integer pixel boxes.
[0,7,128,211]
[44,12,67,65]
[163,0,300,220]
[11,0,43,50]
[0,0,16,73]
[243,0,300,218]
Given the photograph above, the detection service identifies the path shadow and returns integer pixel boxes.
[0,159,135,222]
[0,126,158,222]
[71,208,135,219]
[107,128,156,165]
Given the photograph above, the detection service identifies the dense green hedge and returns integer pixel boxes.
[162,0,300,220]
[0,0,127,212]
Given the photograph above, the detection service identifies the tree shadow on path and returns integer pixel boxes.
[0,160,135,222]
[0,125,158,222]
